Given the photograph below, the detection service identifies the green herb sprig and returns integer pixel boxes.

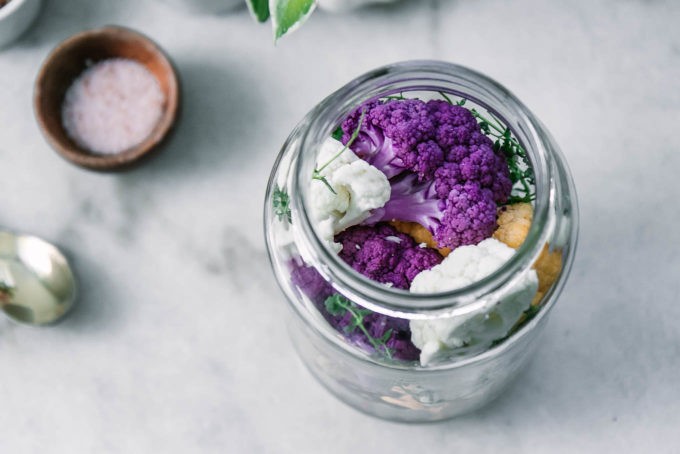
[443,94,536,204]
[312,109,367,194]
[383,92,406,101]
[324,294,394,359]
[272,184,292,223]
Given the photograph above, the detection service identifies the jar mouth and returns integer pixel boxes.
[291,60,554,318]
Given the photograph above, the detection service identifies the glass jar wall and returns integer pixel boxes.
[264,61,578,422]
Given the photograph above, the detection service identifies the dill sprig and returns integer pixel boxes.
[312,109,367,194]
[452,96,535,204]
[272,184,292,223]
[324,294,394,359]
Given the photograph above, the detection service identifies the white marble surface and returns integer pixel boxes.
[1,0,679,452]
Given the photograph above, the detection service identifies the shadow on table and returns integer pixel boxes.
[133,58,264,179]
[105,58,265,241]
[54,239,123,334]
[11,0,132,49]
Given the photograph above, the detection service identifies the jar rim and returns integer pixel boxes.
[291,60,556,318]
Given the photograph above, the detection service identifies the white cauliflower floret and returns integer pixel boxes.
[314,218,341,254]
[310,178,351,222]
[316,136,358,170]
[309,138,391,251]
[410,238,538,366]
[331,160,392,230]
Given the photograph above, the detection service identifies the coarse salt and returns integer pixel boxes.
[62,58,165,155]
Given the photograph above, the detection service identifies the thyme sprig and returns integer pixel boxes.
[448,96,536,204]
[383,92,407,101]
[272,184,292,223]
[312,109,367,194]
[439,91,454,104]
[324,294,394,359]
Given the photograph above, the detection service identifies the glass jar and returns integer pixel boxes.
[264,60,578,422]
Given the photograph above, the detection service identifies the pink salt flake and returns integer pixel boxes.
[62,58,165,155]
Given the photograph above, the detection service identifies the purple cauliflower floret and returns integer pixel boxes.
[341,98,512,250]
[335,223,444,290]
[365,173,498,250]
[438,181,498,247]
[288,257,421,361]
[427,99,480,150]
[342,99,444,181]
[289,257,334,304]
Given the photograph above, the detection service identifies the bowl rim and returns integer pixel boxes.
[0,0,29,21]
[33,25,180,172]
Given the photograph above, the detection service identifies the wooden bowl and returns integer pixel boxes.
[34,26,180,171]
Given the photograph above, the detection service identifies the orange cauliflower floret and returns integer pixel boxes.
[390,221,452,257]
[532,244,562,305]
[493,203,533,249]
[493,203,562,306]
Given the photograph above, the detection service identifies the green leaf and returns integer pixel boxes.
[324,294,348,317]
[379,329,393,343]
[312,174,337,194]
[355,309,372,318]
[246,0,270,22]
[331,125,344,141]
[272,184,292,223]
[270,0,317,41]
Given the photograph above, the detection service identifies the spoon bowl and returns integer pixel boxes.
[0,231,76,325]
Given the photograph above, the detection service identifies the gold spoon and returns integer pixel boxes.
[0,231,76,325]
